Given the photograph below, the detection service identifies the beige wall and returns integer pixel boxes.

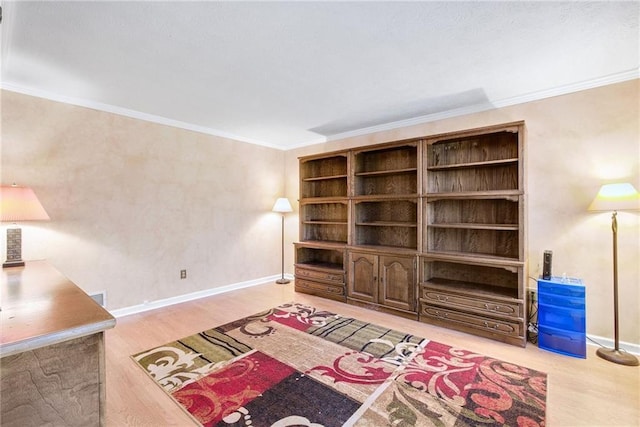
[286,79,640,346]
[2,80,639,346]
[1,90,287,310]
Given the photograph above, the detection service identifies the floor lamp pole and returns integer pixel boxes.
[276,214,290,284]
[596,211,639,366]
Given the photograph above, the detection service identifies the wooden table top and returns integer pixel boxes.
[0,261,116,357]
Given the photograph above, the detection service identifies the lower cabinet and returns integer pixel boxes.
[294,243,346,302]
[418,257,526,347]
[347,251,418,318]
[294,247,526,346]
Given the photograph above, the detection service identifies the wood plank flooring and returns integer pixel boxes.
[105,281,640,426]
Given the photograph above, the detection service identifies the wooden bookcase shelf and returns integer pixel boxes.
[353,198,418,251]
[426,190,520,201]
[426,158,518,171]
[296,122,526,345]
[428,223,518,230]
[300,154,348,199]
[299,231,348,245]
[426,164,518,193]
[301,154,348,179]
[426,227,519,259]
[295,245,345,270]
[302,174,348,181]
[356,222,418,227]
[424,278,519,300]
[353,143,418,197]
[355,167,418,176]
[299,200,348,244]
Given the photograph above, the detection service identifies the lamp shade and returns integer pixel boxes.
[588,183,640,212]
[0,185,50,222]
[272,197,293,213]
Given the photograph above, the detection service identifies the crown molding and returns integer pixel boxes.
[0,82,287,150]
[2,69,638,151]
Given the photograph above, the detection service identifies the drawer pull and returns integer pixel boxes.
[483,321,498,329]
[437,296,449,302]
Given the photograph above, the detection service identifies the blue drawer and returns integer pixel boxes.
[538,292,585,310]
[538,325,586,358]
[538,304,585,332]
[538,277,585,298]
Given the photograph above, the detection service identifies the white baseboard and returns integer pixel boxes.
[587,334,640,356]
[109,273,294,318]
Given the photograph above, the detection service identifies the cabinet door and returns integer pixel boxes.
[379,255,416,312]
[348,252,378,303]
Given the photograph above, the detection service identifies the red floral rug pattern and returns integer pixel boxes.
[132,303,546,426]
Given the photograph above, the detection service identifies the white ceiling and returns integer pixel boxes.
[1,1,638,150]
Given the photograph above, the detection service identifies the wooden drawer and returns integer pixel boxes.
[420,287,523,319]
[420,304,524,338]
[295,267,344,285]
[295,279,346,302]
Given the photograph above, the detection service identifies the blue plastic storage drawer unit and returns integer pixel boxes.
[537,276,586,358]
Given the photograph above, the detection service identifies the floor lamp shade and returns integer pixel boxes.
[272,198,293,213]
[588,182,639,366]
[1,184,50,268]
[272,198,292,284]
[588,183,640,212]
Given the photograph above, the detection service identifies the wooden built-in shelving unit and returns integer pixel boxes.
[295,122,527,346]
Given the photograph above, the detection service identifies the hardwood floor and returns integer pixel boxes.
[105,281,640,426]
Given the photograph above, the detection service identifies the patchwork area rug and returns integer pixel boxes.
[132,303,546,426]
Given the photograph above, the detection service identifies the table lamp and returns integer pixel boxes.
[1,184,50,268]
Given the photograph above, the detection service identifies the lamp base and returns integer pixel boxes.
[3,260,25,268]
[275,278,290,285]
[4,227,24,268]
[596,347,639,366]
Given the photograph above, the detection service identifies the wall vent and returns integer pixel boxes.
[90,291,106,308]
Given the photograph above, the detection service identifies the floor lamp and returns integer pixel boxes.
[272,197,292,284]
[588,182,640,366]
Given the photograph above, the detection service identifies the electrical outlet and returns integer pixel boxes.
[180,269,187,279]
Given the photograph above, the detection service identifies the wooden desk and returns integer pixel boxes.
[0,261,116,426]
